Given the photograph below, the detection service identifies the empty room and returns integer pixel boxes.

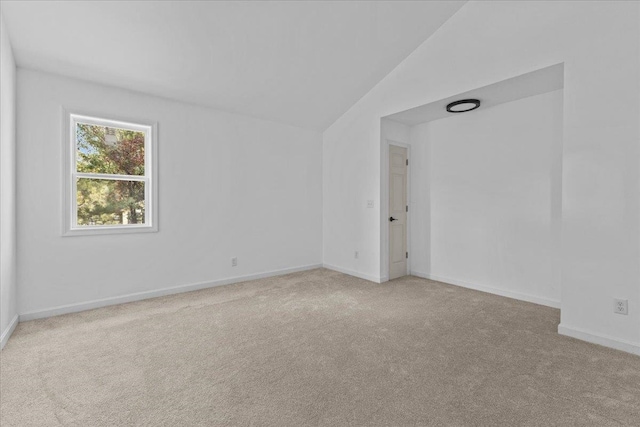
[1,1,639,426]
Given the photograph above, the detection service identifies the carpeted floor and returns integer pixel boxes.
[1,268,639,426]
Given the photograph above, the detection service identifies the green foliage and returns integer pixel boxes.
[76,124,146,225]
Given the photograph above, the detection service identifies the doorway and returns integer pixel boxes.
[388,144,408,280]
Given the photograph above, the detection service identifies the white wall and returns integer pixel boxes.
[0,13,18,348]
[323,1,640,354]
[17,69,322,318]
[410,90,563,307]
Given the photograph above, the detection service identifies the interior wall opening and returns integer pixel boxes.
[380,64,564,309]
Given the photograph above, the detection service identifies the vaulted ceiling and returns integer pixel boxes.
[1,1,465,130]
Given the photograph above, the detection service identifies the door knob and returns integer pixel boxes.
[389,217,398,222]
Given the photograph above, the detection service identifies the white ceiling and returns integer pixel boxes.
[385,63,565,126]
[1,1,466,130]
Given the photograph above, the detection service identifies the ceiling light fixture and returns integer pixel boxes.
[446,99,481,113]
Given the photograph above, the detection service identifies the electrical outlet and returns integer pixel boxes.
[614,299,628,315]
[354,251,359,259]
[231,257,237,267]
[367,200,374,208]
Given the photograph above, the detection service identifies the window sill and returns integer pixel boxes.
[62,224,158,237]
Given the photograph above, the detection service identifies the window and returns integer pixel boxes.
[63,112,157,236]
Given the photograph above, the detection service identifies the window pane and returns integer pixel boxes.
[76,178,145,226]
[76,123,145,175]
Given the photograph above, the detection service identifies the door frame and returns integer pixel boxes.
[381,139,411,282]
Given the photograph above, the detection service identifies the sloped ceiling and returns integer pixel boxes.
[1,1,465,130]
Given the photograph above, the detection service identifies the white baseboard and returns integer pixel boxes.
[0,314,19,350]
[411,271,561,309]
[558,324,640,356]
[322,263,382,283]
[19,264,323,322]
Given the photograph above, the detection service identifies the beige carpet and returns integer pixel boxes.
[1,268,639,426]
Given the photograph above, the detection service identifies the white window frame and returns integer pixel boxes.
[62,109,158,236]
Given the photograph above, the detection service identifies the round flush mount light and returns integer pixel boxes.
[446,99,481,113]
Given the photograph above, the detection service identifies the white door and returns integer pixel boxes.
[389,145,407,280]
